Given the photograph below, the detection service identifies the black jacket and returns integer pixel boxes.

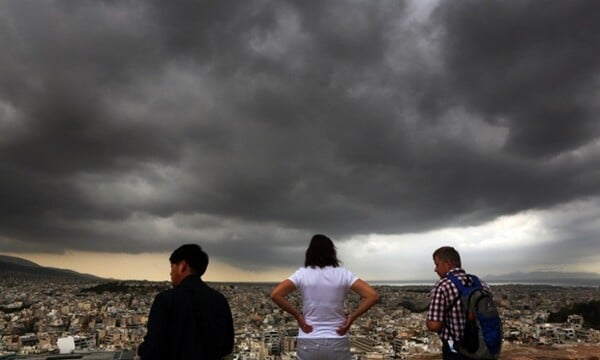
[138,275,234,359]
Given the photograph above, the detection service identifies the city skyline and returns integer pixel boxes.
[1,0,600,282]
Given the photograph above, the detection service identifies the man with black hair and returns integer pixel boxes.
[138,244,234,359]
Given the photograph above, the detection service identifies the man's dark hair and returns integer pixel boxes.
[433,246,462,268]
[169,244,209,276]
[304,234,340,268]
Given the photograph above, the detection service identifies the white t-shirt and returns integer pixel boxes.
[288,266,359,338]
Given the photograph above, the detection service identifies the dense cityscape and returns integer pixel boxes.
[1,274,599,360]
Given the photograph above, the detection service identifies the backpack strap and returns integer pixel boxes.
[448,273,482,292]
[443,273,465,342]
[442,291,461,340]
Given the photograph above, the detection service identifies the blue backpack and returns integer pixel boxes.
[446,273,502,359]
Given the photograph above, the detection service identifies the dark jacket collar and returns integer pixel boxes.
[177,274,204,288]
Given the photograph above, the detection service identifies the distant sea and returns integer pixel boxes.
[371,280,435,287]
[371,279,600,287]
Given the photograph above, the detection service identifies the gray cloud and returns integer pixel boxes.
[431,0,600,157]
[0,0,599,273]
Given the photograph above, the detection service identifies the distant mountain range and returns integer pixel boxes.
[485,271,600,280]
[0,254,104,281]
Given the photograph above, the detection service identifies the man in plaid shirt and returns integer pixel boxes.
[426,246,491,360]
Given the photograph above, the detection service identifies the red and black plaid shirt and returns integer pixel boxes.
[427,268,491,342]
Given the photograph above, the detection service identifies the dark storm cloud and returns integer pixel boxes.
[0,0,599,271]
[431,0,600,157]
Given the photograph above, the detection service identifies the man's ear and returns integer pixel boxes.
[443,260,453,270]
[181,260,191,274]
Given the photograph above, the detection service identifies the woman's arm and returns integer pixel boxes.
[270,279,313,333]
[337,279,379,335]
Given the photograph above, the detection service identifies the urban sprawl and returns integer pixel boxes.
[0,278,599,359]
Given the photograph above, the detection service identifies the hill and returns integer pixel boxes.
[0,254,41,267]
[0,254,103,281]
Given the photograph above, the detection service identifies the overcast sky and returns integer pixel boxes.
[1,0,599,281]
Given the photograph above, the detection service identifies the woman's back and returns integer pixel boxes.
[290,266,358,338]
